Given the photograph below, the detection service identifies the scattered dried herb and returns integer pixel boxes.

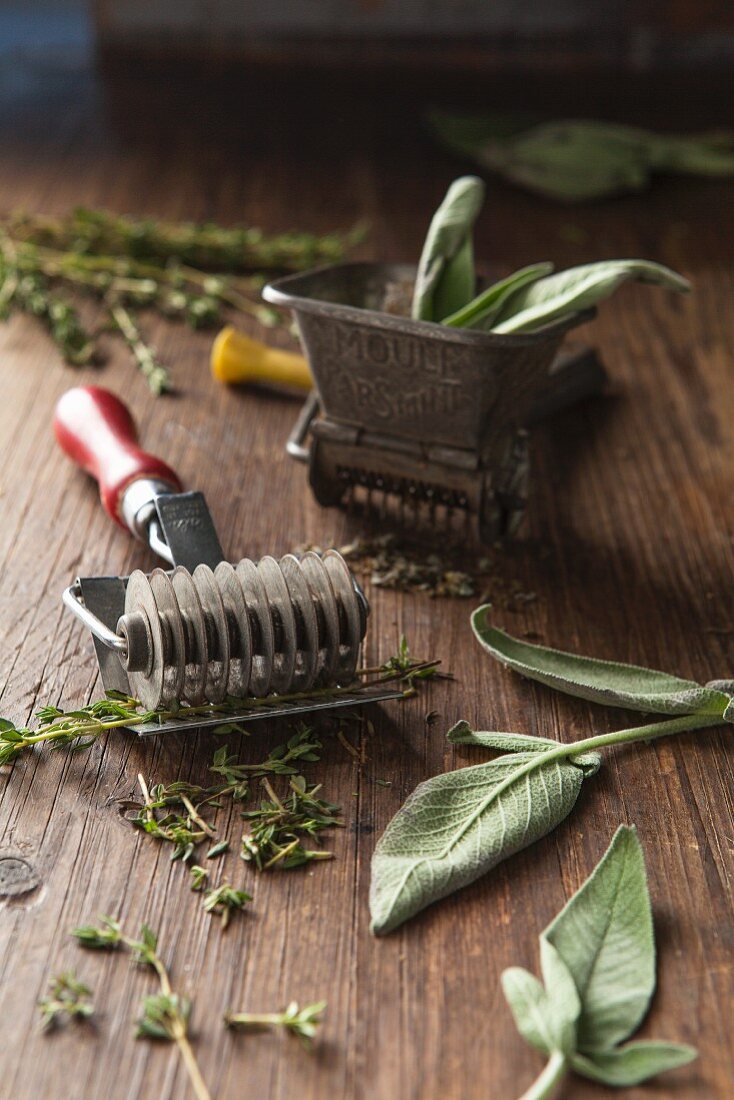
[368,606,731,934]
[225,1000,326,1051]
[0,208,363,391]
[302,534,478,597]
[37,971,94,1030]
[302,533,538,605]
[504,826,696,1099]
[428,113,734,202]
[71,917,210,1100]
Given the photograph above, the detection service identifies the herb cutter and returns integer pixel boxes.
[263,262,607,544]
[54,386,400,733]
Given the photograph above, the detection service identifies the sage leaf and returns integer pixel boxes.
[441,262,552,329]
[571,1042,697,1086]
[411,176,485,322]
[471,605,732,718]
[501,964,578,1057]
[447,720,560,753]
[543,825,653,1051]
[369,750,589,935]
[647,131,734,177]
[505,826,698,1098]
[538,939,582,1054]
[428,113,734,202]
[490,260,690,335]
[447,721,601,775]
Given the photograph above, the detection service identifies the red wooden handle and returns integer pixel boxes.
[53,386,182,527]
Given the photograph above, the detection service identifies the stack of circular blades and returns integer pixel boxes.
[118,550,366,710]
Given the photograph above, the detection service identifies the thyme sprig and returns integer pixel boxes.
[120,726,326,866]
[378,635,444,690]
[208,725,323,802]
[241,776,341,870]
[9,208,364,272]
[189,865,209,892]
[0,660,432,766]
[129,773,215,862]
[0,207,364,392]
[72,917,210,1100]
[201,881,252,929]
[37,971,94,1030]
[110,304,169,394]
[224,1000,326,1050]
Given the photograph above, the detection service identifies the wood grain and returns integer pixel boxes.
[0,50,732,1100]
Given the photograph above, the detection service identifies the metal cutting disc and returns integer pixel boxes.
[323,550,362,681]
[297,551,340,685]
[171,566,208,704]
[279,554,319,692]
[235,558,274,696]
[193,564,230,704]
[214,561,252,697]
[149,569,185,706]
[256,556,297,694]
[125,570,165,710]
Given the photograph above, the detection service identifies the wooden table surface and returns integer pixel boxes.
[0,45,732,1100]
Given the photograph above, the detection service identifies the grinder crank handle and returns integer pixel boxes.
[53,386,183,546]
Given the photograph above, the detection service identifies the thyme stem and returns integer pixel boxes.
[0,663,427,766]
[110,304,170,394]
[118,932,210,1100]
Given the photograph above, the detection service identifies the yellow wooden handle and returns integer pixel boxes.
[211,326,312,390]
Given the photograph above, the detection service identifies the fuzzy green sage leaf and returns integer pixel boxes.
[569,1042,698,1086]
[542,825,654,1051]
[411,176,484,322]
[370,618,729,937]
[471,605,731,719]
[369,749,590,935]
[490,260,690,335]
[428,113,734,202]
[505,826,697,1099]
[441,262,552,329]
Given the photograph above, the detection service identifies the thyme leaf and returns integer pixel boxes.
[38,971,94,1030]
[201,881,252,929]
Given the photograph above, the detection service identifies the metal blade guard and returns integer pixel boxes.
[265,263,605,543]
